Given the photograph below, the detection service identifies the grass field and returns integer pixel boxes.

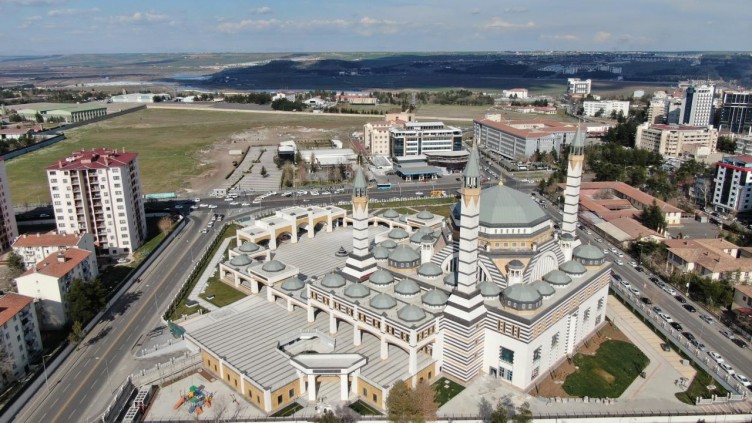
[675,367,729,404]
[270,402,303,417]
[199,275,246,307]
[432,377,465,405]
[5,108,372,205]
[348,400,381,415]
[562,340,649,398]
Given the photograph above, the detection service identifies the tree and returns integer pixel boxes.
[594,109,604,117]
[489,400,509,423]
[260,166,268,178]
[67,320,84,345]
[640,200,667,233]
[6,251,25,275]
[716,136,736,154]
[0,349,15,387]
[67,278,107,325]
[512,402,533,423]
[158,215,173,234]
[152,95,163,103]
[386,380,417,423]
[412,380,438,423]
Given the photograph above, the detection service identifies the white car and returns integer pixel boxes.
[610,247,618,253]
[617,252,624,257]
[252,198,262,204]
[116,258,129,264]
[190,205,199,210]
[630,261,637,267]
[208,204,218,209]
[659,313,674,323]
[224,197,233,202]
[719,362,735,375]
[629,287,641,297]
[310,190,320,196]
[619,279,631,289]
[707,351,724,364]
[174,205,183,209]
[230,201,240,206]
[603,249,609,254]
[241,202,251,206]
[199,203,209,208]
[616,259,624,266]
[663,286,677,296]
[194,198,201,202]
[734,374,751,388]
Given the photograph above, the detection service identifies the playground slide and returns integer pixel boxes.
[173,397,184,410]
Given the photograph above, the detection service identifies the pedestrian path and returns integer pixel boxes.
[187,237,233,312]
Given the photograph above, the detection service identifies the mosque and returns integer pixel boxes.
[182,128,611,414]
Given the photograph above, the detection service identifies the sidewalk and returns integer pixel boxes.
[187,236,233,312]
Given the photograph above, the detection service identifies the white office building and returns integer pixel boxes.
[567,78,592,96]
[680,85,715,126]
[712,155,752,214]
[389,122,462,157]
[47,148,147,256]
[582,100,630,117]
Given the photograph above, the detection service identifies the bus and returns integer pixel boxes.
[376,183,392,190]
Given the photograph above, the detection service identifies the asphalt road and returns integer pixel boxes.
[535,192,752,383]
[14,212,211,423]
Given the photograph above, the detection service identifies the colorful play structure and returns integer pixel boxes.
[174,385,213,415]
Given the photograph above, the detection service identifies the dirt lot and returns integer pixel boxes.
[529,321,631,398]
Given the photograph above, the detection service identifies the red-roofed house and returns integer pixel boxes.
[47,148,147,256]
[14,248,98,328]
[12,232,95,269]
[0,292,42,387]
[474,118,577,161]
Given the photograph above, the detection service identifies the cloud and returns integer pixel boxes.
[542,34,579,41]
[503,7,528,13]
[357,16,400,36]
[17,15,42,29]
[48,8,98,17]
[251,6,272,15]
[110,12,171,24]
[216,18,352,34]
[594,31,612,43]
[0,0,64,5]
[485,17,535,30]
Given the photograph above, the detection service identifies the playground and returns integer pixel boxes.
[144,370,266,420]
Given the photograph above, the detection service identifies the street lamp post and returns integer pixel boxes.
[42,352,54,394]
[96,356,113,393]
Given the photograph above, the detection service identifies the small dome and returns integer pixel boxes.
[531,280,555,297]
[229,254,252,267]
[543,270,572,286]
[560,232,575,241]
[504,284,542,304]
[573,244,606,261]
[398,304,426,322]
[507,260,525,270]
[380,239,398,250]
[395,279,420,296]
[372,246,390,260]
[410,232,426,244]
[370,293,397,310]
[422,288,448,307]
[262,260,286,272]
[421,234,434,244]
[416,210,434,220]
[369,269,394,286]
[382,209,399,219]
[560,260,587,276]
[344,283,371,299]
[239,241,260,253]
[479,281,502,298]
[281,278,305,291]
[388,245,420,263]
[388,228,409,240]
[417,226,434,235]
[443,273,457,287]
[417,262,443,278]
[321,272,346,289]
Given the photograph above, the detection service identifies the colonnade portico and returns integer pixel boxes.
[289,354,366,402]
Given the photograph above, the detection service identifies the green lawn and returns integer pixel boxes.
[563,340,649,398]
[675,368,729,404]
[199,275,246,307]
[6,108,372,205]
[348,399,381,415]
[432,377,465,405]
[270,402,303,417]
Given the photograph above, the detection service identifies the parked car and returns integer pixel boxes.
[649,276,660,284]
[659,313,674,323]
[682,331,696,341]
[116,258,129,264]
[629,287,641,296]
[690,339,706,351]
[670,322,683,331]
[663,286,677,295]
[721,330,736,340]
[640,297,652,305]
[734,374,752,388]
[660,343,671,352]
[612,273,623,282]
[708,351,724,363]
[731,338,748,348]
[620,279,631,289]
[719,362,735,375]
[652,305,663,314]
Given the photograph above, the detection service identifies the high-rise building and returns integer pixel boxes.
[647,98,668,124]
[341,168,377,281]
[680,84,714,126]
[567,78,591,96]
[0,158,18,251]
[389,122,462,157]
[47,148,147,256]
[712,155,752,214]
[561,127,585,238]
[635,123,718,158]
[719,91,752,135]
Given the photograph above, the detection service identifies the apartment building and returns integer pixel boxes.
[389,121,462,157]
[363,121,395,156]
[635,123,718,158]
[680,85,714,126]
[719,91,752,135]
[665,238,752,283]
[12,232,95,270]
[474,118,576,161]
[712,155,752,214]
[47,148,147,256]
[0,293,42,388]
[501,88,528,99]
[15,248,98,328]
[647,98,667,124]
[567,78,591,96]
[0,159,18,251]
[582,100,630,117]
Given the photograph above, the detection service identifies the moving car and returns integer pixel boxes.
[659,313,674,323]
[721,330,736,340]
[663,286,677,295]
[640,297,652,305]
[731,338,748,348]
[629,287,641,297]
[699,314,714,324]
[674,295,687,304]
[669,322,683,331]
[660,343,671,352]
[683,304,697,313]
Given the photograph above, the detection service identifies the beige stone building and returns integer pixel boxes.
[635,123,718,158]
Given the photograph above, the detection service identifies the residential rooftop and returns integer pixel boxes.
[665,238,752,273]
[47,148,138,171]
[0,293,34,326]
[20,248,92,278]
[13,232,86,248]
[474,118,576,139]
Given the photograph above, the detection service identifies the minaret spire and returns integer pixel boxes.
[341,167,377,281]
[561,126,585,239]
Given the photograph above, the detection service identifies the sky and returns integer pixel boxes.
[0,0,750,54]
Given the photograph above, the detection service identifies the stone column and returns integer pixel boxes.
[298,371,306,395]
[353,326,362,346]
[351,370,360,394]
[308,218,315,238]
[380,337,389,359]
[307,305,315,322]
[329,312,337,334]
[251,279,259,294]
[307,374,317,401]
[409,347,417,375]
[234,273,240,288]
[340,374,349,401]
[287,298,293,312]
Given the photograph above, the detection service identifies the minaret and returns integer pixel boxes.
[561,126,585,240]
[342,167,377,281]
[441,144,487,383]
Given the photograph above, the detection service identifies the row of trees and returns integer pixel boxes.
[511,99,549,107]
[271,98,307,111]
[225,92,273,105]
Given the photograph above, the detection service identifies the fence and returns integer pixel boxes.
[609,280,750,397]
[88,377,137,423]
[131,352,201,387]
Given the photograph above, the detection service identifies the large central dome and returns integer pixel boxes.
[454,185,549,227]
